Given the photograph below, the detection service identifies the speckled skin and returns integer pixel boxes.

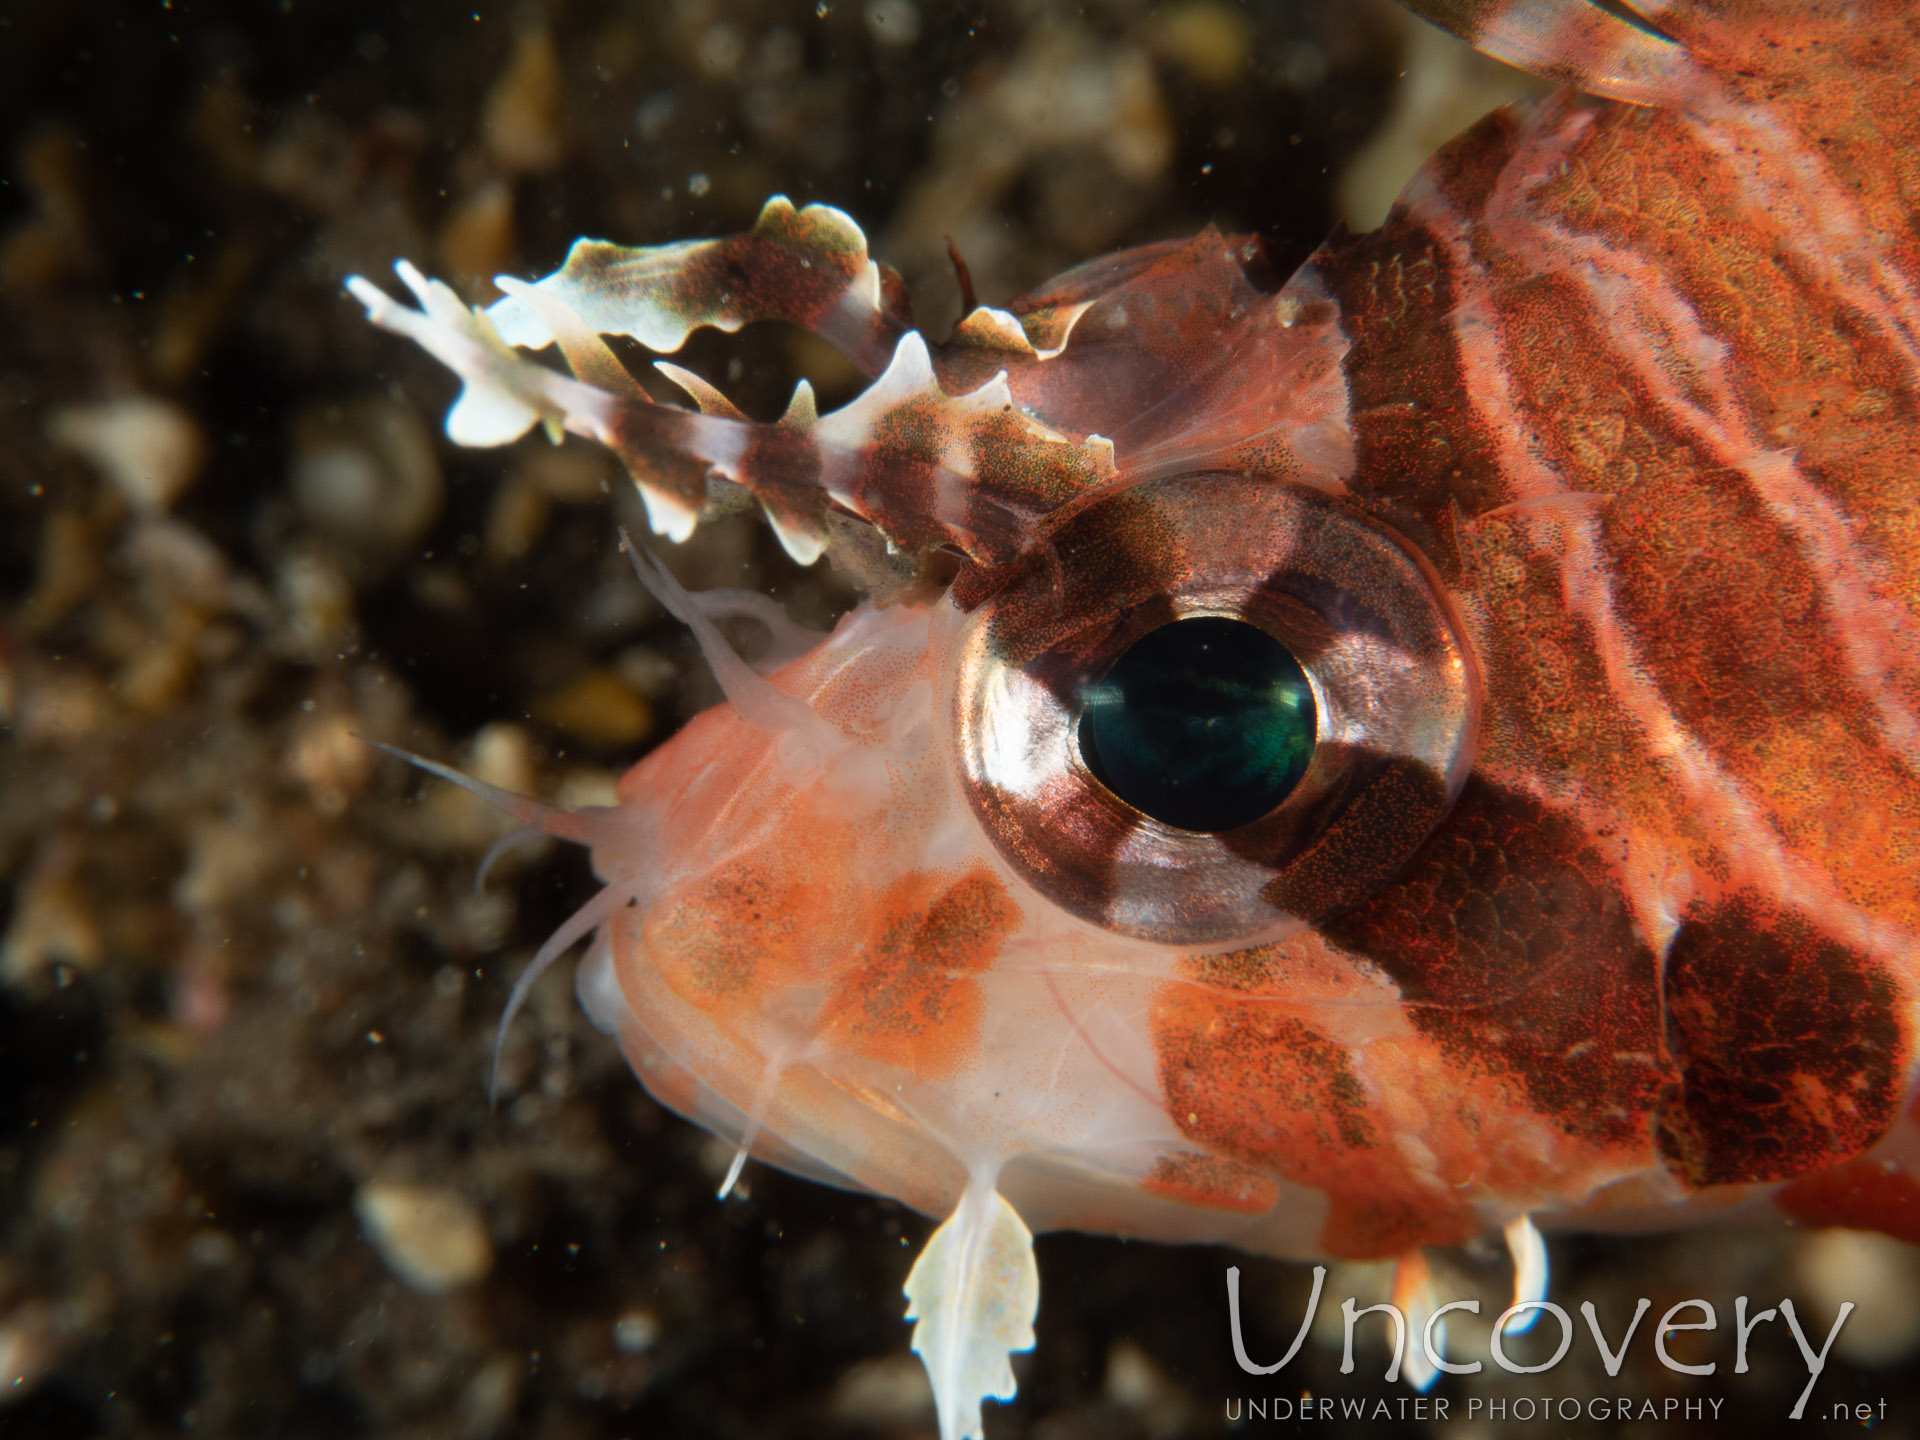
[461,0,1920,1271]
[343,5,1920,1434]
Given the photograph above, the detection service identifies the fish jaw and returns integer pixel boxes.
[577,595,1196,1225]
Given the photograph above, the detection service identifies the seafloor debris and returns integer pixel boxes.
[353,1178,495,1295]
[47,397,206,517]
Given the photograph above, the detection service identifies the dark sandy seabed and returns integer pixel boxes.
[1,1,1917,1436]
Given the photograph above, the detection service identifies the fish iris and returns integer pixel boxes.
[1079,617,1316,832]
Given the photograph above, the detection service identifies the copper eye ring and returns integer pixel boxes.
[946,470,1481,947]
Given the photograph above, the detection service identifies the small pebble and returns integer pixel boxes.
[291,399,442,555]
[483,473,549,564]
[695,24,745,79]
[174,816,274,915]
[274,548,357,662]
[1146,1,1249,89]
[531,668,654,748]
[0,848,104,987]
[471,721,540,794]
[19,512,100,634]
[1794,1227,1920,1368]
[48,397,206,515]
[0,1304,56,1405]
[286,711,374,818]
[863,0,919,48]
[458,1353,522,1440]
[0,124,92,288]
[417,723,539,853]
[550,767,619,811]
[1105,1338,1195,1439]
[1335,13,1542,230]
[518,442,613,505]
[611,1310,659,1355]
[438,179,515,296]
[482,29,565,175]
[830,1353,935,1429]
[354,1179,494,1294]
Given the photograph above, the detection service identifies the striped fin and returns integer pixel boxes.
[354,201,1361,572]
[1397,0,1696,105]
[936,229,1356,488]
[486,195,911,378]
[347,260,1117,567]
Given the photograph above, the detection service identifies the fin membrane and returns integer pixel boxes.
[904,1179,1039,1440]
[1396,0,1694,105]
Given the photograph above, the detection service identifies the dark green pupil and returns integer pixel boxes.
[1078,617,1316,832]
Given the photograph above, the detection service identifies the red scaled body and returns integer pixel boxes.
[353,1,1920,1432]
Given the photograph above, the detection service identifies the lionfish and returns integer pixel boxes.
[350,0,1920,1433]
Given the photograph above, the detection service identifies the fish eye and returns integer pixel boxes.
[1077,616,1317,833]
[949,471,1480,947]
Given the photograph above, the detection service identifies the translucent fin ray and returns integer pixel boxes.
[363,745,635,1108]
[679,588,826,673]
[1394,0,1696,105]
[618,530,837,739]
[350,260,1118,566]
[1393,1250,1444,1393]
[715,1053,789,1202]
[1502,1212,1550,1333]
[367,740,608,848]
[475,825,547,893]
[491,881,634,1106]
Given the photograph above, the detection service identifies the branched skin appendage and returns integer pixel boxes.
[351,3,1920,1433]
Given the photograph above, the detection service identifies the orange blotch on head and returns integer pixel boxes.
[644,865,817,1014]
[1777,1157,1920,1246]
[637,803,866,1023]
[814,866,1020,1078]
[1142,1152,1281,1216]
[1151,984,1479,1259]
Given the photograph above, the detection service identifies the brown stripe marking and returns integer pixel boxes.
[1676,4,1920,301]
[1382,118,1754,936]
[1462,510,1723,887]
[1489,268,1920,930]
[1657,892,1907,1186]
[1312,197,1518,575]
[1142,1152,1282,1216]
[1384,91,1920,956]
[1415,91,1920,790]
[1523,102,1920,694]
[1320,776,1670,1149]
[1252,752,1455,924]
[1152,987,1481,1257]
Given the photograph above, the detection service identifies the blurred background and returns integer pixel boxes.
[2,0,1916,1436]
